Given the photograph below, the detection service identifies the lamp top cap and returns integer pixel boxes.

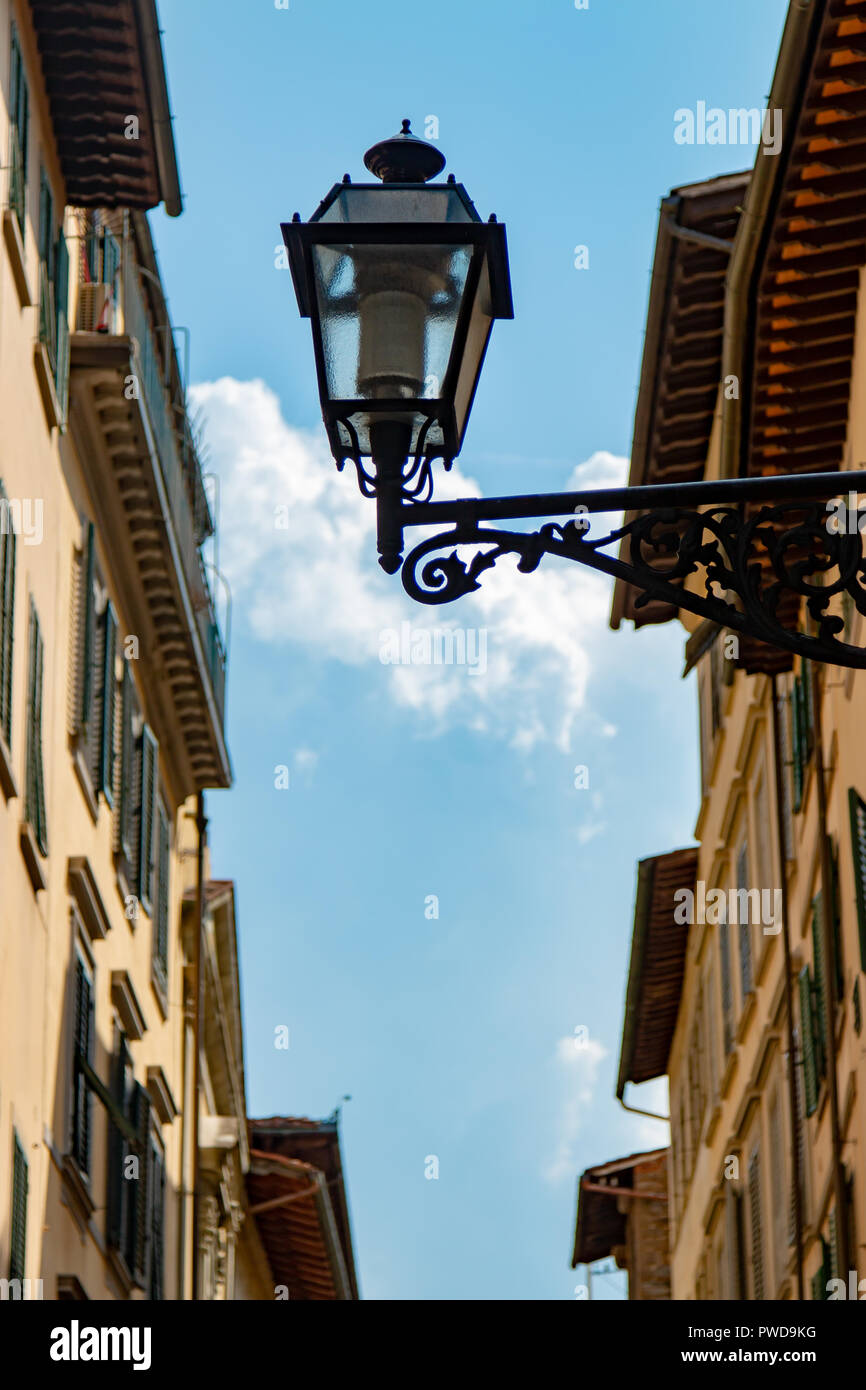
[363,119,447,184]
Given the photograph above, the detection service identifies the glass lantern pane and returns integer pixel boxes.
[311,242,472,403]
[317,186,477,225]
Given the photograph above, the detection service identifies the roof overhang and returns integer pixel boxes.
[616,847,698,1099]
[610,174,748,632]
[571,1148,669,1268]
[27,0,182,215]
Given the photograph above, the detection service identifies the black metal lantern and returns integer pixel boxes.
[281,124,866,669]
[282,120,513,528]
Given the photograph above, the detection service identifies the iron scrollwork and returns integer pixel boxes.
[400,499,866,668]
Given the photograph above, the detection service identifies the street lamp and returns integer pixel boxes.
[283,122,866,669]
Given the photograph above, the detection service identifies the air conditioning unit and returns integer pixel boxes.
[76,282,113,333]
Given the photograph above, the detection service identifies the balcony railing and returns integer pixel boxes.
[77,229,227,727]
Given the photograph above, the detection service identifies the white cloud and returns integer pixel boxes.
[192,378,639,751]
[545,1034,608,1183]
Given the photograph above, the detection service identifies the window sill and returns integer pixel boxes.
[20,819,47,892]
[71,744,99,824]
[3,208,32,307]
[0,727,17,801]
[33,340,63,431]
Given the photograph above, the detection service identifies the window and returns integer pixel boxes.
[135,726,158,914]
[75,524,118,803]
[9,1132,28,1282]
[36,167,69,418]
[790,662,814,813]
[748,1145,764,1300]
[798,964,822,1116]
[0,479,16,750]
[107,1034,152,1286]
[8,24,29,235]
[789,1028,809,1241]
[115,666,159,918]
[24,600,47,855]
[70,954,95,1176]
[736,839,754,1000]
[767,1087,786,1290]
[148,1132,166,1301]
[154,801,170,979]
[720,919,734,1055]
[848,787,866,971]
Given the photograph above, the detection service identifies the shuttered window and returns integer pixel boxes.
[848,787,866,971]
[9,24,29,235]
[777,688,794,858]
[155,802,170,975]
[768,1089,785,1289]
[70,956,94,1176]
[720,921,734,1054]
[790,664,814,814]
[789,1035,808,1243]
[79,523,96,736]
[9,1132,28,1282]
[0,480,15,748]
[149,1137,165,1301]
[107,1039,151,1285]
[811,895,828,1083]
[737,840,753,1000]
[97,603,117,803]
[25,601,47,855]
[799,966,819,1116]
[748,1147,764,1300]
[811,1239,830,1300]
[117,663,135,860]
[136,726,158,913]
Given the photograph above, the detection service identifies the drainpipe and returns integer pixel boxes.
[810,663,850,1281]
[771,675,804,1300]
[618,1091,670,1124]
[191,791,208,1300]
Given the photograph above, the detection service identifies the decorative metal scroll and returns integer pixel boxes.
[334,412,454,503]
[401,500,866,668]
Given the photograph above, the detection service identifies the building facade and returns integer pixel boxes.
[0,0,242,1301]
[610,0,866,1300]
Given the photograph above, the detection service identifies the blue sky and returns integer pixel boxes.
[153,0,789,1299]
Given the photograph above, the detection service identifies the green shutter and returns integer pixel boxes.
[118,663,135,860]
[0,480,15,748]
[9,25,29,234]
[748,1149,764,1300]
[38,168,53,272]
[54,229,69,416]
[72,958,93,1175]
[799,966,818,1116]
[25,603,47,855]
[155,803,170,971]
[720,922,734,1054]
[107,1035,132,1254]
[80,523,95,730]
[98,602,117,803]
[150,1140,165,1301]
[854,978,862,1037]
[849,788,866,971]
[811,895,828,1079]
[130,1084,152,1285]
[137,727,158,912]
[9,1132,28,1282]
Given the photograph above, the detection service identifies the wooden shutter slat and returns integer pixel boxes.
[799,966,819,1116]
